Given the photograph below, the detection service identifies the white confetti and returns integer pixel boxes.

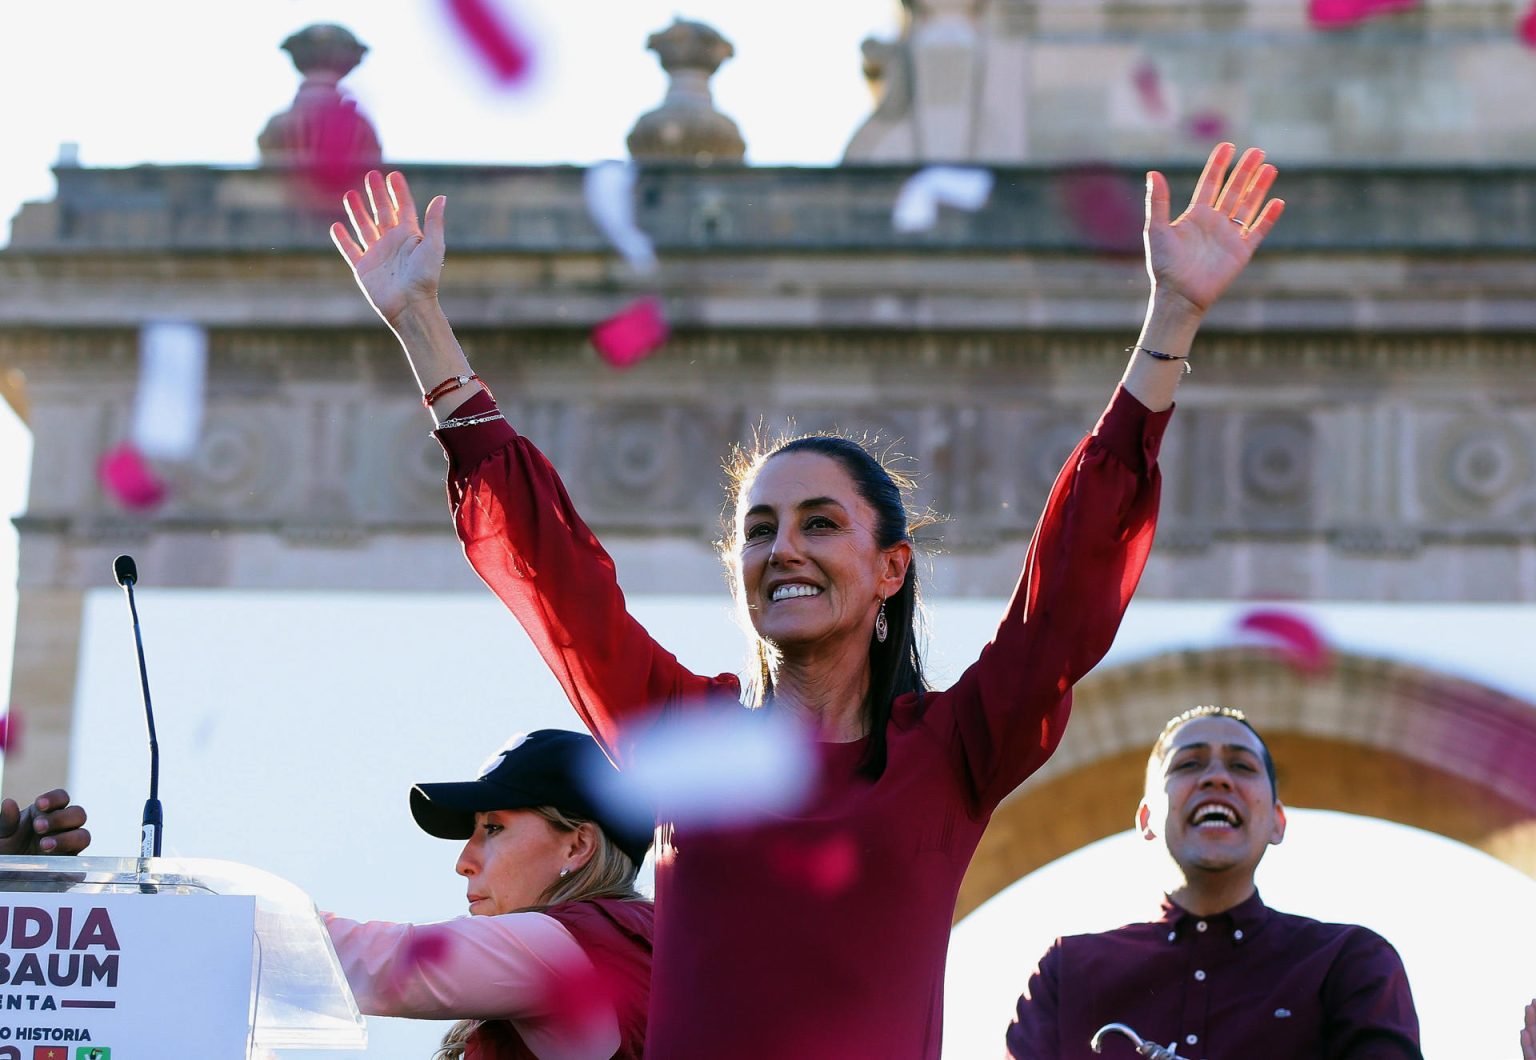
[131,320,207,461]
[583,160,657,274]
[476,731,532,778]
[892,166,994,233]
[583,706,816,830]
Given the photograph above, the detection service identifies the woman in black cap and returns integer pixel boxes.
[323,729,653,1060]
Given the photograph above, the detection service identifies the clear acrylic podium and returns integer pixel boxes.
[0,855,367,1057]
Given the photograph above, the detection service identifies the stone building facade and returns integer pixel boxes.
[849,0,1536,164]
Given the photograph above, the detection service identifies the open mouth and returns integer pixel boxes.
[770,584,822,602]
[1189,802,1242,830]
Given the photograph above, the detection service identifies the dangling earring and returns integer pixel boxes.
[874,598,889,644]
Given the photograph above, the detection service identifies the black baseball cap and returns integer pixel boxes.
[409,729,653,867]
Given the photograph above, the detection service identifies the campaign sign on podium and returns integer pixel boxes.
[0,892,254,1056]
[0,856,366,1059]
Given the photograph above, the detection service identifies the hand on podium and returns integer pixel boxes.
[0,788,90,855]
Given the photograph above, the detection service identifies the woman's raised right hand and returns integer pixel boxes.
[331,170,447,327]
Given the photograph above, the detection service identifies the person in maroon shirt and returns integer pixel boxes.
[331,143,1285,1058]
[1522,999,1535,1059]
[1007,706,1422,1060]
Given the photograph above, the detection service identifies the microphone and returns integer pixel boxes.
[112,554,162,859]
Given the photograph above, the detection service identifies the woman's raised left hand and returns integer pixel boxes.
[1143,142,1285,317]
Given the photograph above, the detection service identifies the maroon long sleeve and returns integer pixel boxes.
[438,385,1170,1059]
[1006,892,1422,1060]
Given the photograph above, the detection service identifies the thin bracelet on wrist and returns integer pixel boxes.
[422,373,492,409]
[1128,345,1192,376]
[435,410,505,431]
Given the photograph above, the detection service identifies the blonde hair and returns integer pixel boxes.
[432,805,645,1060]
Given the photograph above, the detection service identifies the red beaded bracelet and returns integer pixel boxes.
[422,373,486,409]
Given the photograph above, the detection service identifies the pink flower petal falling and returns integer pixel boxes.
[97,443,169,511]
[1308,0,1419,28]
[0,709,21,755]
[768,834,860,897]
[534,951,621,1032]
[1184,110,1228,142]
[443,0,533,85]
[591,297,670,369]
[403,928,451,970]
[374,926,455,1009]
[297,96,377,206]
[1236,608,1330,675]
[1131,61,1169,120]
[1061,167,1143,253]
[1521,1,1536,47]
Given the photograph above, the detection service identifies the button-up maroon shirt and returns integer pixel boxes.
[1006,891,1421,1060]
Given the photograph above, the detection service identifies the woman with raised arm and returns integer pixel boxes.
[332,142,1284,1059]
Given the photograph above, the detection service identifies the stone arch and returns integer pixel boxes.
[956,646,1536,921]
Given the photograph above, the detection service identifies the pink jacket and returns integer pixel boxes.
[325,898,653,1059]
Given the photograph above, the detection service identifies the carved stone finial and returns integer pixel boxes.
[258,23,381,176]
[280,23,369,79]
[626,19,745,166]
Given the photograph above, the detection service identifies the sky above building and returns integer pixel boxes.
[0,0,901,241]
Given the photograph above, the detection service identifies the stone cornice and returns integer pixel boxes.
[4,253,1536,332]
[7,163,1534,255]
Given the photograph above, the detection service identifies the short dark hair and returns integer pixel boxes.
[1146,705,1278,797]
[722,432,936,780]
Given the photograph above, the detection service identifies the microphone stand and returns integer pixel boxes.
[113,556,162,865]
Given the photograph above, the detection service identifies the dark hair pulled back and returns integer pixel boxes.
[722,432,934,779]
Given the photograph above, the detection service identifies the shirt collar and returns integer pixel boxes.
[1158,890,1272,942]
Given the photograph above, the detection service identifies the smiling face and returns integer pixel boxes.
[735,450,910,655]
[454,809,582,916]
[1139,715,1286,896]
